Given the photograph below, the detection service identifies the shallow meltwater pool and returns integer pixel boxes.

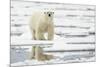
[11,50,95,66]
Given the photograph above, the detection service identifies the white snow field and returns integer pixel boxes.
[10,0,95,66]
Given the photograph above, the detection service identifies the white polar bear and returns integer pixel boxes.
[29,11,54,40]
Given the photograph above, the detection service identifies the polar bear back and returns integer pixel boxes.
[29,12,46,30]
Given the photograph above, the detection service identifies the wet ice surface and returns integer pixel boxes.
[10,0,95,66]
[10,45,95,66]
[11,47,95,66]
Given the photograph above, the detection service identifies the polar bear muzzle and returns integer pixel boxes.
[44,11,54,17]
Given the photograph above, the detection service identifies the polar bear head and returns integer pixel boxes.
[44,11,54,17]
[44,11,54,21]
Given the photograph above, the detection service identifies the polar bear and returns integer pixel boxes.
[29,11,54,40]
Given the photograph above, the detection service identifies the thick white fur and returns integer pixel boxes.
[29,11,54,40]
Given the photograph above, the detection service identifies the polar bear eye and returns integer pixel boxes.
[52,12,54,14]
[44,12,46,14]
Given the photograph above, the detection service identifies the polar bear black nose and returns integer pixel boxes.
[48,14,51,17]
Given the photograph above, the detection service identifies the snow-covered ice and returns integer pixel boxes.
[10,0,95,66]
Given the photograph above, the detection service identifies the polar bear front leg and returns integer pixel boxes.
[48,24,54,40]
[35,29,45,40]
